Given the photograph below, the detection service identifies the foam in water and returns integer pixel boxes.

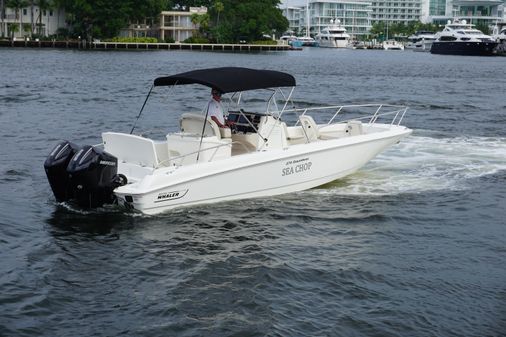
[314,134,506,196]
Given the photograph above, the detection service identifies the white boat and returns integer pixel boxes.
[296,36,318,47]
[382,40,405,50]
[431,19,497,56]
[315,20,350,48]
[406,30,436,52]
[492,23,506,54]
[44,67,412,215]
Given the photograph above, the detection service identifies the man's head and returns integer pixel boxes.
[211,88,222,101]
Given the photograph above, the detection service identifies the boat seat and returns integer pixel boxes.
[299,115,320,142]
[180,113,231,139]
[102,132,168,168]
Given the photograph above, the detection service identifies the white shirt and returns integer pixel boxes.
[207,98,225,125]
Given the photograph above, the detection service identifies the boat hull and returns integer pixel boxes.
[115,126,411,214]
[430,41,498,56]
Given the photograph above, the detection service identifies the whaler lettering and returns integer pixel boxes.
[155,189,189,202]
[158,192,179,200]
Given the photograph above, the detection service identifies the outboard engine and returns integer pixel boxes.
[44,141,80,202]
[66,145,121,208]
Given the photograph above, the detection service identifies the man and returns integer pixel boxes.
[207,88,233,128]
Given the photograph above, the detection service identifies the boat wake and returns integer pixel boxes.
[314,133,506,196]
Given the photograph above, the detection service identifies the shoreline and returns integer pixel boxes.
[0,40,292,52]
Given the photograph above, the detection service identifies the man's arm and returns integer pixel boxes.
[211,115,227,128]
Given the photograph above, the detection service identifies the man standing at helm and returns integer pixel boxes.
[207,88,231,128]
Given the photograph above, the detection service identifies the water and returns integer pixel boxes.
[1,48,505,336]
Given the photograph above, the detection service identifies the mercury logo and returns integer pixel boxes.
[100,160,116,166]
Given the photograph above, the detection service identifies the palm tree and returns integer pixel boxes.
[7,0,29,38]
[1,0,4,37]
[34,0,50,36]
[214,1,223,26]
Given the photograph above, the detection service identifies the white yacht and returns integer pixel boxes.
[492,23,506,53]
[382,40,404,50]
[296,36,318,47]
[315,20,350,48]
[431,19,497,56]
[406,30,436,52]
[44,67,412,215]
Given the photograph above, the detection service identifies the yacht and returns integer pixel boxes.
[382,40,404,50]
[44,67,412,215]
[315,20,350,48]
[492,23,506,54]
[431,19,497,56]
[406,31,436,52]
[296,36,318,47]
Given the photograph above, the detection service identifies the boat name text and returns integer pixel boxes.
[282,158,312,176]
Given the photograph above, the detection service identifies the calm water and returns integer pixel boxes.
[1,48,505,337]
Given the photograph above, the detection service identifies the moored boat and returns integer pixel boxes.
[315,19,350,48]
[44,67,412,215]
[431,19,497,56]
[382,40,404,50]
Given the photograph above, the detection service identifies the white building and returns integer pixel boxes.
[159,6,208,42]
[282,6,302,33]
[422,0,505,27]
[286,0,372,37]
[1,5,66,39]
[369,0,423,24]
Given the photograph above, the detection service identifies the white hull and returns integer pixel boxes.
[114,124,410,215]
[44,68,411,215]
[318,39,349,48]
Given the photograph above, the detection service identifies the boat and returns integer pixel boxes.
[347,40,367,49]
[44,67,412,215]
[492,23,506,54]
[382,40,405,50]
[296,36,318,47]
[315,19,350,48]
[430,19,498,56]
[406,30,436,52]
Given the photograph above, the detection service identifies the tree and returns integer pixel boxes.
[211,0,288,43]
[7,0,29,37]
[7,22,18,39]
[34,0,51,35]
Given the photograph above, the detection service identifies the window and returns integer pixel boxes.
[23,9,27,15]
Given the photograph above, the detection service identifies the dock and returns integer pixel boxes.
[0,40,291,52]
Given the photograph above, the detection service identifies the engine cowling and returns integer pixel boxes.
[44,141,80,202]
[66,145,119,208]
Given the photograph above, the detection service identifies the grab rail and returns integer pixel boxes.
[270,104,408,127]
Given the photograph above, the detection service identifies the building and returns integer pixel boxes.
[422,0,505,26]
[369,0,423,24]
[1,5,65,39]
[288,0,372,37]
[282,6,302,33]
[159,6,207,42]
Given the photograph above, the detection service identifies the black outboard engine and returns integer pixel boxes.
[66,145,120,208]
[44,141,80,202]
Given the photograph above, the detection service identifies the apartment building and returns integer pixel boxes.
[369,0,423,24]
[159,6,207,42]
[1,5,65,39]
[286,0,372,37]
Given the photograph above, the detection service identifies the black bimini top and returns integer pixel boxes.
[153,67,296,93]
